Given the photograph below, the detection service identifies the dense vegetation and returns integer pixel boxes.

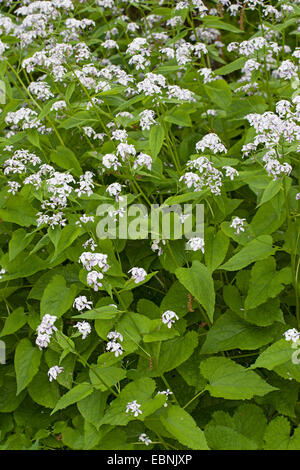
[0,0,299,450]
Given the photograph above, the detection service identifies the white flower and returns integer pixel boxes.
[106,340,124,357]
[151,239,166,256]
[277,60,298,80]
[73,296,93,311]
[223,166,239,180]
[106,330,124,357]
[106,182,123,201]
[133,153,152,171]
[112,129,128,142]
[284,328,300,343]
[139,110,156,131]
[51,100,66,112]
[139,433,152,445]
[102,153,121,171]
[28,81,54,101]
[161,310,179,328]
[196,133,227,154]
[157,389,173,407]
[86,270,104,291]
[79,252,109,272]
[36,314,57,349]
[76,214,95,227]
[167,85,195,102]
[83,238,97,252]
[116,143,136,161]
[75,171,94,197]
[198,68,215,84]
[74,321,91,339]
[230,216,246,234]
[186,237,205,253]
[48,366,64,382]
[107,331,123,342]
[126,400,142,417]
[7,181,21,195]
[137,73,166,97]
[128,267,147,283]
[36,333,52,350]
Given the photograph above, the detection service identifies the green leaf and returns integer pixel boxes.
[0,307,26,337]
[176,261,215,322]
[97,377,164,427]
[0,195,37,227]
[160,406,209,450]
[264,416,300,450]
[204,228,229,272]
[40,274,77,318]
[77,390,108,427]
[200,311,279,354]
[205,79,232,110]
[8,228,34,261]
[251,339,300,382]
[165,107,192,127]
[149,125,165,158]
[28,371,60,408]
[245,258,291,310]
[137,298,161,319]
[15,338,42,395]
[220,235,274,271]
[164,190,208,206]
[223,286,284,326]
[203,17,244,33]
[0,374,26,412]
[89,365,127,391]
[50,224,83,260]
[121,271,158,291]
[59,111,96,129]
[250,200,286,236]
[37,100,56,120]
[27,129,40,148]
[73,305,121,320]
[55,330,75,354]
[65,82,75,102]
[143,326,179,343]
[216,57,247,76]
[258,179,282,206]
[139,331,198,376]
[200,357,277,400]
[177,349,207,391]
[51,382,94,415]
[160,281,189,316]
[50,146,82,177]
[256,375,298,418]
[205,404,267,450]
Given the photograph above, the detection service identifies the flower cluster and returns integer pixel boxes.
[73,296,93,312]
[106,330,124,357]
[230,217,246,235]
[126,400,142,417]
[161,310,179,329]
[79,252,110,291]
[128,267,147,284]
[36,314,57,350]
[74,321,91,339]
[48,366,64,382]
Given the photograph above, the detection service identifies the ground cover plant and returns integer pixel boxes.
[0,0,299,451]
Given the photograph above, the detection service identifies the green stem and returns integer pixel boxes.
[160,374,180,406]
[76,353,119,397]
[183,388,206,409]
